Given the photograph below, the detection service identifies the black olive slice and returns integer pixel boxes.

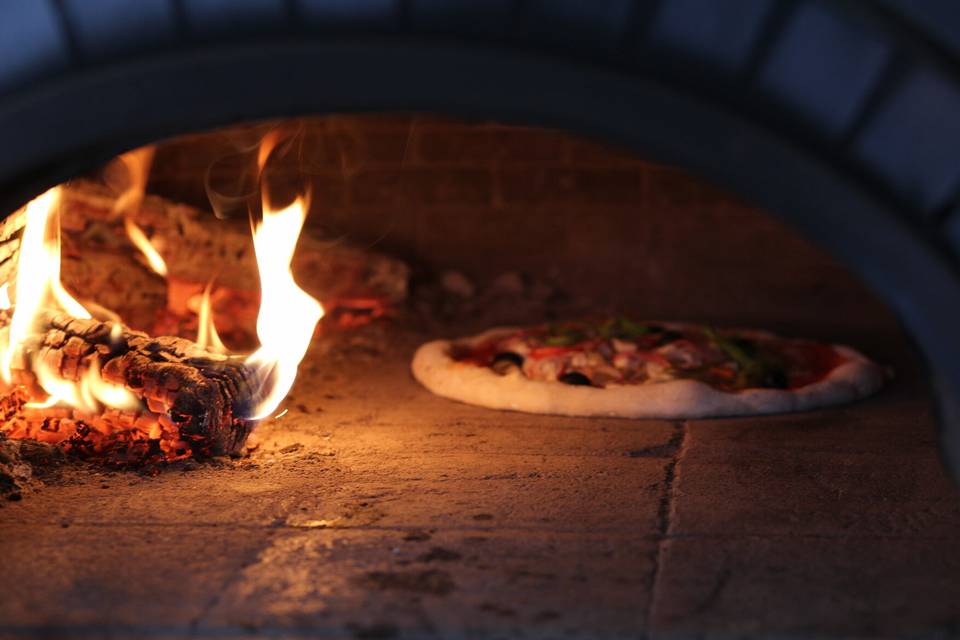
[558,371,592,386]
[491,351,524,375]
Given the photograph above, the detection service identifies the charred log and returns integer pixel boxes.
[0,309,258,463]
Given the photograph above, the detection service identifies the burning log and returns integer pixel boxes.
[0,309,257,463]
[1,152,329,468]
[57,180,409,334]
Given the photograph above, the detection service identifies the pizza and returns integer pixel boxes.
[411,318,886,418]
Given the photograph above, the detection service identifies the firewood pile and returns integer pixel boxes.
[0,180,410,344]
[0,180,411,473]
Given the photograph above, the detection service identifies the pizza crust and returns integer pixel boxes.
[411,327,886,419]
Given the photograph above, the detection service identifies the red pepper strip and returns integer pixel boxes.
[529,345,580,359]
[528,338,607,359]
[708,365,737,380]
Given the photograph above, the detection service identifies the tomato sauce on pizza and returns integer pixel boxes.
[451,318,849,393]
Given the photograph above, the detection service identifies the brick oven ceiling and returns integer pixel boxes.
[0,0,959,479]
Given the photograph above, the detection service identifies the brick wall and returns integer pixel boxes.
[146,115,892,334]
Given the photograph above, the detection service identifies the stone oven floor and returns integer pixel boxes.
[1,325,959,639]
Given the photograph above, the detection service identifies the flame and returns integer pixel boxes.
[0,284,10,310]
[26,358,138,413]
[257,130,282,173]
[81,358,139,411]
[113,146,155,216]
[0,187,139,413]
[2,188,84,382]
[124,217,168,276]
[2,137,320,429]
[244,194,323,419]
[196,281,227,354]
[113,146,167,276]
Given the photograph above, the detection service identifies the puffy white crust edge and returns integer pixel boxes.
[410,328,886,419]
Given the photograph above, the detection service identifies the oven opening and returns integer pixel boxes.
[2,1,960,636]
[0,114,913,468]
[2,115,955,637]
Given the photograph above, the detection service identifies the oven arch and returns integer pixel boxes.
[1,1,959,477]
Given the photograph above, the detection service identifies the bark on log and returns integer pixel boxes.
[60,179,410,305]
[0,309,257,462]
[0,207,24,287]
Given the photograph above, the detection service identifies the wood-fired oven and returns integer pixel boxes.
[1,2,959,638]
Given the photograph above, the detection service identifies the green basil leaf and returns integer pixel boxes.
[543,332,583,347]
[704,327,786,388]
[600,317,651,340]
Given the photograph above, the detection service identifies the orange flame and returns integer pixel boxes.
[196,281,227,354]
[113,146,155,216]
[244,193,324,419]
[124,217,168,276]
[114,146,168,276]
[2,135,319,426]
[27,356,138,413]
[257,130,282,173]
[0,187,139,412]
[2,188,87,384]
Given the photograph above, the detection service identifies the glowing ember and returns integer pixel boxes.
[244,194,324,420]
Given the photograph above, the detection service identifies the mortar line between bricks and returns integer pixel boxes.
[5,521,960,541]
[640,420,688,637]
